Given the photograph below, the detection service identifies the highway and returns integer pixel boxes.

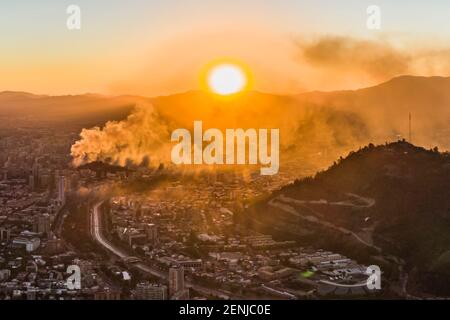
[91,201,127,259]
[91,201,167,279]
[90,201,236,299]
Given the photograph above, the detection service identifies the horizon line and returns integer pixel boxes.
[1,74,449,99]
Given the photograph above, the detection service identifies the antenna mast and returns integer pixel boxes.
[409,112,412,143]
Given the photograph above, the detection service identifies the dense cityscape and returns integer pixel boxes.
[2,4,450,320]
[0,126,380,300]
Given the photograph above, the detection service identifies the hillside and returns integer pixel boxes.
[242,141,450,295]
[297,76,450,149]
[0,92,140,127]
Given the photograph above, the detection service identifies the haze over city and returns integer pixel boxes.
[0,0,450,306]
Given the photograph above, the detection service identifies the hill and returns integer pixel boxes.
[0,91,141,128]
[297,76,450,149]
[241,141,450,295]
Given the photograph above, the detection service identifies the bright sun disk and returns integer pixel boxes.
[207,64,247,95]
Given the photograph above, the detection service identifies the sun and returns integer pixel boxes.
[207,64,247,95]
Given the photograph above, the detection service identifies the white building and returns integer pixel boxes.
[12,237,41,252]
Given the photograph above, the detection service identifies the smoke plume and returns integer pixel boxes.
[71,103,172,168]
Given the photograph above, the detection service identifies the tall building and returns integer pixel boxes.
[4,156,10,170]
[29,174,35,191]
[169,265,185,297]
[32,161,40,188]
[0,228,11,242]
[33,214,51,235]
[40,173,51,189]
[135,282,167,300]
[145,223,158,243]
[57,175,65,205]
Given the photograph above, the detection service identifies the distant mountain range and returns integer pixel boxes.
[240,141,450,296]
[1,75,449,150]
[0,91,140,127]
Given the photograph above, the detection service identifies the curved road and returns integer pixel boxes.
[91,201,236,299]
[91,201,170,279]
[269,196,381,251]
[91,202,128,260]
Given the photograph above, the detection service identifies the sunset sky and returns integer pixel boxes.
[1,0,450,96]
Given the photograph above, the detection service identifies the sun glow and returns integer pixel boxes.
[207,64,248,95]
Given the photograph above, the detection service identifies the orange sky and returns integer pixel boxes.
[2,1,450,96]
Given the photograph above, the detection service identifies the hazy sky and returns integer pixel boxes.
[1,1,450,95]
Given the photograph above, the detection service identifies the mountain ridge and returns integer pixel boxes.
[2,75,450,156]
[3,75,450,100]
